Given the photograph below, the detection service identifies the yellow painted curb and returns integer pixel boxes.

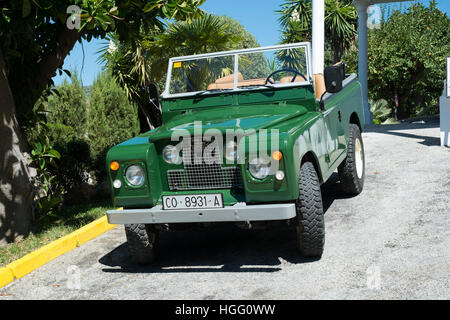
[8,233,78,279]
[71,216,117,246]
[0,267,14,288]
[0,215,117,288]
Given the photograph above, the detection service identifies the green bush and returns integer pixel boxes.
[45,71,88,141]
[45,123,77,145]
[29,127,63,217]
[343,2,450,119]
[52,139,92,192]
[370,99,392,124]
[25,92,65,217]
[29,73,92,198]
[27,70,139,207]
[88,71,140,179]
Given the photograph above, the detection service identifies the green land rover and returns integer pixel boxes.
[106,42,365,264]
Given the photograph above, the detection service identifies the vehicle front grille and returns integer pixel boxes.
[167,166,242,191]
[166,137,243,191]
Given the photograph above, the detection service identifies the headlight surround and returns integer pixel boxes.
[225,140,239,162]
[125,165,145,186]
[248,157,271,179]
[163,145,181,164]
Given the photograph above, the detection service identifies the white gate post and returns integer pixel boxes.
[354,0,371,125]
[312,0,325,76]
[440,71,450,147]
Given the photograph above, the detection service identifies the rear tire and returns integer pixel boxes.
[295,161,325,258]
[338,124,365,196]
[124,224,159,265]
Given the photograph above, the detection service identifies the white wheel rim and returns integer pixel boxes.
[355,138,364,179]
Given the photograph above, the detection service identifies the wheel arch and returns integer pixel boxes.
[350,112,362,132]
[301,151,323,184]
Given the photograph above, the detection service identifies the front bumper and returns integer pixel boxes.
[106,203,296,225]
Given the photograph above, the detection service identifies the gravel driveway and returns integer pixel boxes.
[1,121,449,300]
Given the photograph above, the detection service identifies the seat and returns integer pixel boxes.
[237,78,269,87]
[314,74,326,99]
[207,82,234,90]
[207,73,274,90]
[279,75,307,84]
[207,73,243,90]
[215,72,243,84]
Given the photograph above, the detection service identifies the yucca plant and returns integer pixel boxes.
[147,15,243,81]
[99,15,243,131]
[277,0,357,63]
[369,98,392,124]
[325,0,358,63]
[98,32,158,131]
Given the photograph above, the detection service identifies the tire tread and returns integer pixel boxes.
[338,124,364,196]
[124,224,158,265]
[296,162,325,257]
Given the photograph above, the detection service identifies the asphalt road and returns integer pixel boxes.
[1,121,449,300]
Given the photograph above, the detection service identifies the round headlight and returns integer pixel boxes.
[249,157,271,179]
[225,140,239,162]
[125,165,145,186]
[163,145,181,164]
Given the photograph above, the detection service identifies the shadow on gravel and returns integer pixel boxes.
[364,121,441,147]
[321,172,354,212]
[99,174,352,274]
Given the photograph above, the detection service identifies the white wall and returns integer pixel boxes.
[440,80,450,147]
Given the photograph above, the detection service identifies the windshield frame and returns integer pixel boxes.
[161,42,312,99]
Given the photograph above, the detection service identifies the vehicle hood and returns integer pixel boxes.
[144,104,308,142]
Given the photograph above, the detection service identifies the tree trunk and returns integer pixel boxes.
[138,105,153,133]
[331,42,342,64]
[136,87,162,133]
[0,48,34,245]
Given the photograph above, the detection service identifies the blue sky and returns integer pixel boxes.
[53,0,450,87]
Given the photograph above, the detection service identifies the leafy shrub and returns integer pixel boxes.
[343,2,450,119]
[45,71,88,137]
[87,71,140,180]
[25,71,123,213]
[52,139,92,193]
[26,106,63,217]
[370,99,392,124]
[29,73,92,202]
[30,71,139,194]
[45,123,77,146]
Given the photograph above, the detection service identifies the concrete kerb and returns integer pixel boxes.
[0,216,117,289]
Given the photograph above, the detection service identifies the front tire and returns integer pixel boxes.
[295,161,325,258]
[124,224,159,265]
[338,124,365,196]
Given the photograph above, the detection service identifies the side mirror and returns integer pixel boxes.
[324,63,345,93]
[148,82,160,107]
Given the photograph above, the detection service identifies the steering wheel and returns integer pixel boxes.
[265,68,307,85]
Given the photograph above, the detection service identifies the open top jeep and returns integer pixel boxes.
[106,42,365,264]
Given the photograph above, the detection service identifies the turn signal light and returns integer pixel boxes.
[110,161,119,171]
[272,151,282,161]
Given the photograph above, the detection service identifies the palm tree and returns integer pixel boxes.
[98,32,159,131]
[277,0,357,63]
[325,0,358,63]
[278,0,312,42]
[146,15,242,82]
[99,15,242,131]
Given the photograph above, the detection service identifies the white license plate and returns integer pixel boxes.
[162,194,224,210]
